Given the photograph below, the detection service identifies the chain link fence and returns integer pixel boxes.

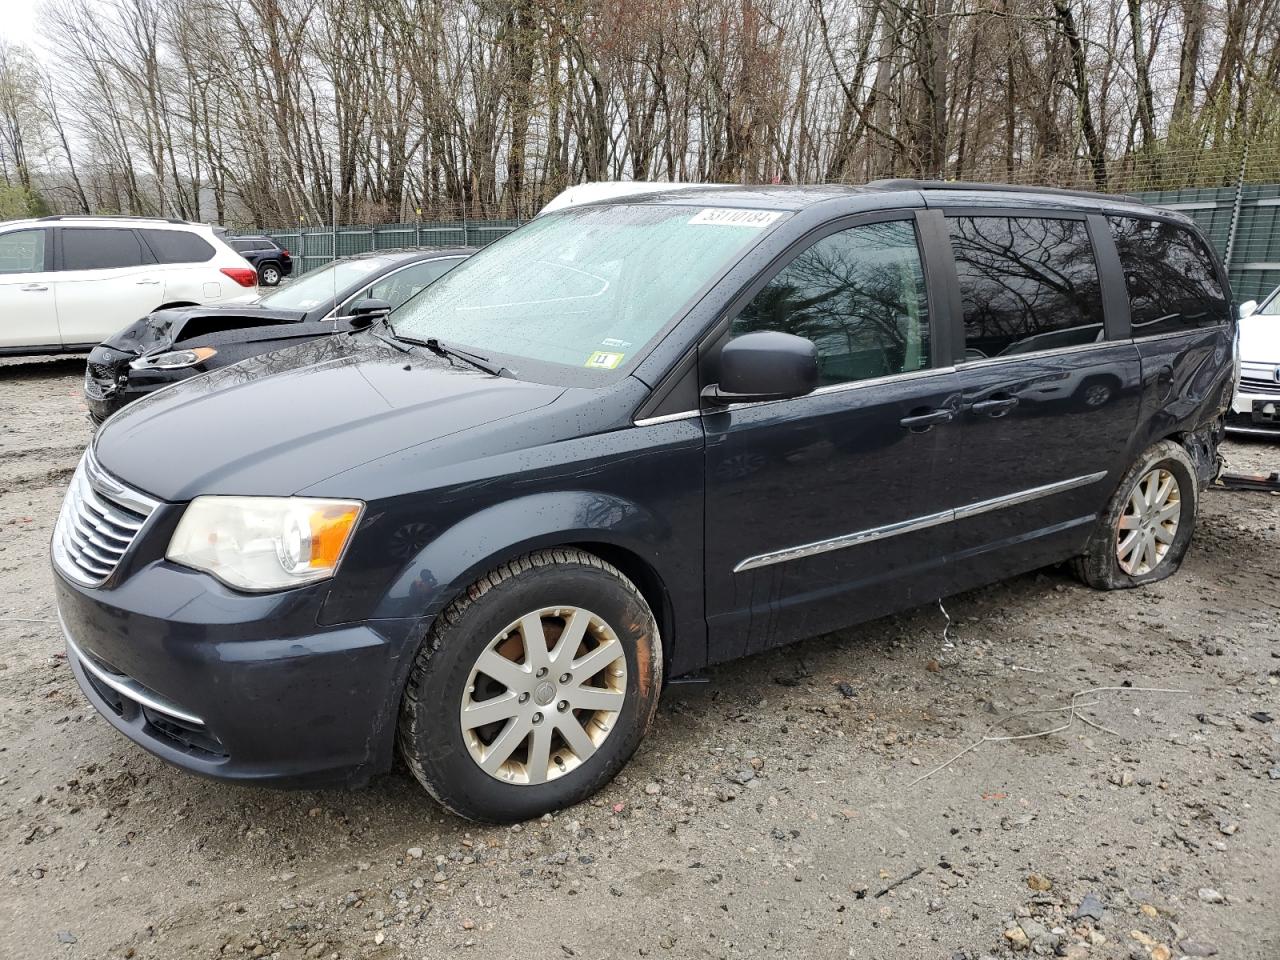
[232,148,1280,300]
[234,219,524,275]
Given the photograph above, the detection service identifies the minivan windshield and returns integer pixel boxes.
[259,258,395,311]
[389,204,785,380]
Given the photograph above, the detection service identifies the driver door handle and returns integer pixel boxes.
[20,284,48,292]
[135,278,161,286]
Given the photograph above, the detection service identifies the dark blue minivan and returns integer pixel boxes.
[51,182,1236,821]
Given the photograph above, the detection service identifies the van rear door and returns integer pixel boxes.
[930,210,1142,586]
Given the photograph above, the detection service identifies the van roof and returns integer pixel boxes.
[556,180,1189,223]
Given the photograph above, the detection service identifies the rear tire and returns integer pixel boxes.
[258,262,282,286]
[1073,439,1198,590]
[397,548,662,822]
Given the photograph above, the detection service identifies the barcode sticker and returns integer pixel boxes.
[688,208,782,228]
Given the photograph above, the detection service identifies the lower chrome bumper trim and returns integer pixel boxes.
[59,611,206,727]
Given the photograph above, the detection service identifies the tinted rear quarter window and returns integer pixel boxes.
[949,216,1104,359]
[1109,216,1229,336]
[141,229,216,264]
[59,228,151,270]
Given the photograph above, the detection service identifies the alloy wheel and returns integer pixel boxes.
[261,266,280,285]
[460,606,627,785]
[1116,467,1180,575]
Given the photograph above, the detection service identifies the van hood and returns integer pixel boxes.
[1239,312,1280,364]
[93,333,565,501]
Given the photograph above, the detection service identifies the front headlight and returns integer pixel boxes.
[166,496,364,591]
[132,346,217,370]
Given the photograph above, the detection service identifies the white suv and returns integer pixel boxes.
[0,216,259,355]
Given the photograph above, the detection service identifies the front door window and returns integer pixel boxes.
[731,219,930,385]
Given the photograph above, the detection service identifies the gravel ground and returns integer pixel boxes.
[1,354,1277,960]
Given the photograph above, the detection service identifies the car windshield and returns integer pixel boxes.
[258,258,396,311]
[1258,287,1280,316]
[389,204,785,380]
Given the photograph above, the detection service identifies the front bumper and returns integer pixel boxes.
[1228,387,1280,437]
[85,345,206,425]
[55,564,422,787]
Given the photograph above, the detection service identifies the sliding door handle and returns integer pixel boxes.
[899,408,954,431]
[969,396,1019,416]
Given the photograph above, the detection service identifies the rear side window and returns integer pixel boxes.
[1109,217,1229,336]
[60,228,151,270]
[949,216,1104,359]
[731,219,930,386]
[141,229,215,264]
[0,229,47,274]
[228,239,256,254]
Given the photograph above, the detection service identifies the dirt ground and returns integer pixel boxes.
[1,354,1277,960]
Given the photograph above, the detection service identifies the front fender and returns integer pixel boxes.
[370,490,674,621]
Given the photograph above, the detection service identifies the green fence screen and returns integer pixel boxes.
[236,189,1280,301]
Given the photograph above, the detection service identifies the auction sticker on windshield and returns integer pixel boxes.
[585,351,624,369]
[688,208,782,228]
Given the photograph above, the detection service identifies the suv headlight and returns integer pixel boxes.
[167,496,364,591]
[132,347,217,370]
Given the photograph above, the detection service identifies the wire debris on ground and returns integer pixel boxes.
[908,685,1190,787]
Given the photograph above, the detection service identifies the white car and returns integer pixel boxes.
[0,216,258,355]
[1229,288,1280,437]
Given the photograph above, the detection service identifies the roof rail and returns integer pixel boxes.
[865,178,1140,204]
[37,214,190,225]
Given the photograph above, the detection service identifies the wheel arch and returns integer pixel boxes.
[565,539,676,676]
[366,491,692,675]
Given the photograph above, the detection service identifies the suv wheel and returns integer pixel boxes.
[1073,439,1198,590]
[259,262,281,286]
[397,548,662,822]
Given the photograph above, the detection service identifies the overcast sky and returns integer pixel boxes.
[0,0,44,55]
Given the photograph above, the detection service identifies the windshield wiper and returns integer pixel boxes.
[390,332,513,378]
[369,317,411,353]
[424,338,515,378]
[371,320,514,378]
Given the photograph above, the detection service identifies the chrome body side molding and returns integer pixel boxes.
[733,471,1108,573]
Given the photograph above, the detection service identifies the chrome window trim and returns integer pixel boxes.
[632,365,958,425]
[705,365,959,416]
[733,470,1108,573]
[60,612,206,726]
[322,255,469,320]
[956,340,1114,369]
[1127,323,1229,344]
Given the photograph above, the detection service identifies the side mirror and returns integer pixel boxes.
[347,298,392,329]
[702,331,819,406]
[1239,299,1258,320]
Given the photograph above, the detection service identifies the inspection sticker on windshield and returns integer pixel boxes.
[689,208,782,228]
[585,351,624,370]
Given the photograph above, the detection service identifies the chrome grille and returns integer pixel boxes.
[1239,375,1280,397]
[52,448,158,587]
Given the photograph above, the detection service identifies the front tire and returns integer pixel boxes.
[397,548,662,822]
[1073,439,1199,590]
